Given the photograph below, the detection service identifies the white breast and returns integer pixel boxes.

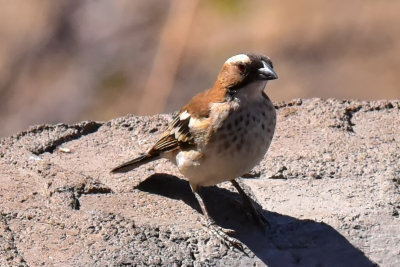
[176,87,276,187]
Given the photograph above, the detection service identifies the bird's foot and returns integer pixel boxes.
[230,179,270,231]
[231,197,269,231]
[201,217,244,252]
[249,204,270,230]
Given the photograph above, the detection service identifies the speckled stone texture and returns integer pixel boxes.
[0,99,399,266]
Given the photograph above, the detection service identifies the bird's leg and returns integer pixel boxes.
[191,184,244,251]
[231,179,269,228]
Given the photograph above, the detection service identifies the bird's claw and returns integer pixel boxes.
[201,218,244,252]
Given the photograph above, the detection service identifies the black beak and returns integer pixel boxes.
[258,65,278,80]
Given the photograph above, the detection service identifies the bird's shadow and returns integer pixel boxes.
[135,173,377,267]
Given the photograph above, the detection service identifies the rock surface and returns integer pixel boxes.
[0,98,399,266]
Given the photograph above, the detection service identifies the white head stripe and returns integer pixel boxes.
[262,60,269,68]
[226,54,251,64]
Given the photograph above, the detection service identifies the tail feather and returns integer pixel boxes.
[110,153,159,173]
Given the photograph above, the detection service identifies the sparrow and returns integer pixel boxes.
[111,53,278,249]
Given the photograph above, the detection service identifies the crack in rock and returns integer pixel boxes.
[22,121,103,155]
[363,100,397,112]
[269,166,289,180]
[342,106,362,132]
[241,171,261,179]
[54,180,113,210]
[330,105,362,133]
[0,213,28,266]
[274,98,303,109]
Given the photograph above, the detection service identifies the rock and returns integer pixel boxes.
[0,99,399,266]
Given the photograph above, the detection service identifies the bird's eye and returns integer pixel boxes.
[237,63,246,73]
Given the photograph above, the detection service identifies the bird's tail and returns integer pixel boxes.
[110,153,160,173]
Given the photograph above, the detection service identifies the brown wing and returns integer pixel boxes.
[110,114,194,174]
[149,114,195,155]
[150,84,225,154]
[182,86,226,118]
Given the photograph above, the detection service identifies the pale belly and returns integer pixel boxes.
[176,99,276,187]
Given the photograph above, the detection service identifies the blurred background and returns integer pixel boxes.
[1,0,399,137]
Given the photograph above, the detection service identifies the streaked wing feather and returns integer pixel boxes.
[149,113,195,154]
[152,135,179,152]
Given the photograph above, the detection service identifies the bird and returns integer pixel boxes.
[111,53,278,249]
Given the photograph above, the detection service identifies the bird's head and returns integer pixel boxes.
[216,53,278,92]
